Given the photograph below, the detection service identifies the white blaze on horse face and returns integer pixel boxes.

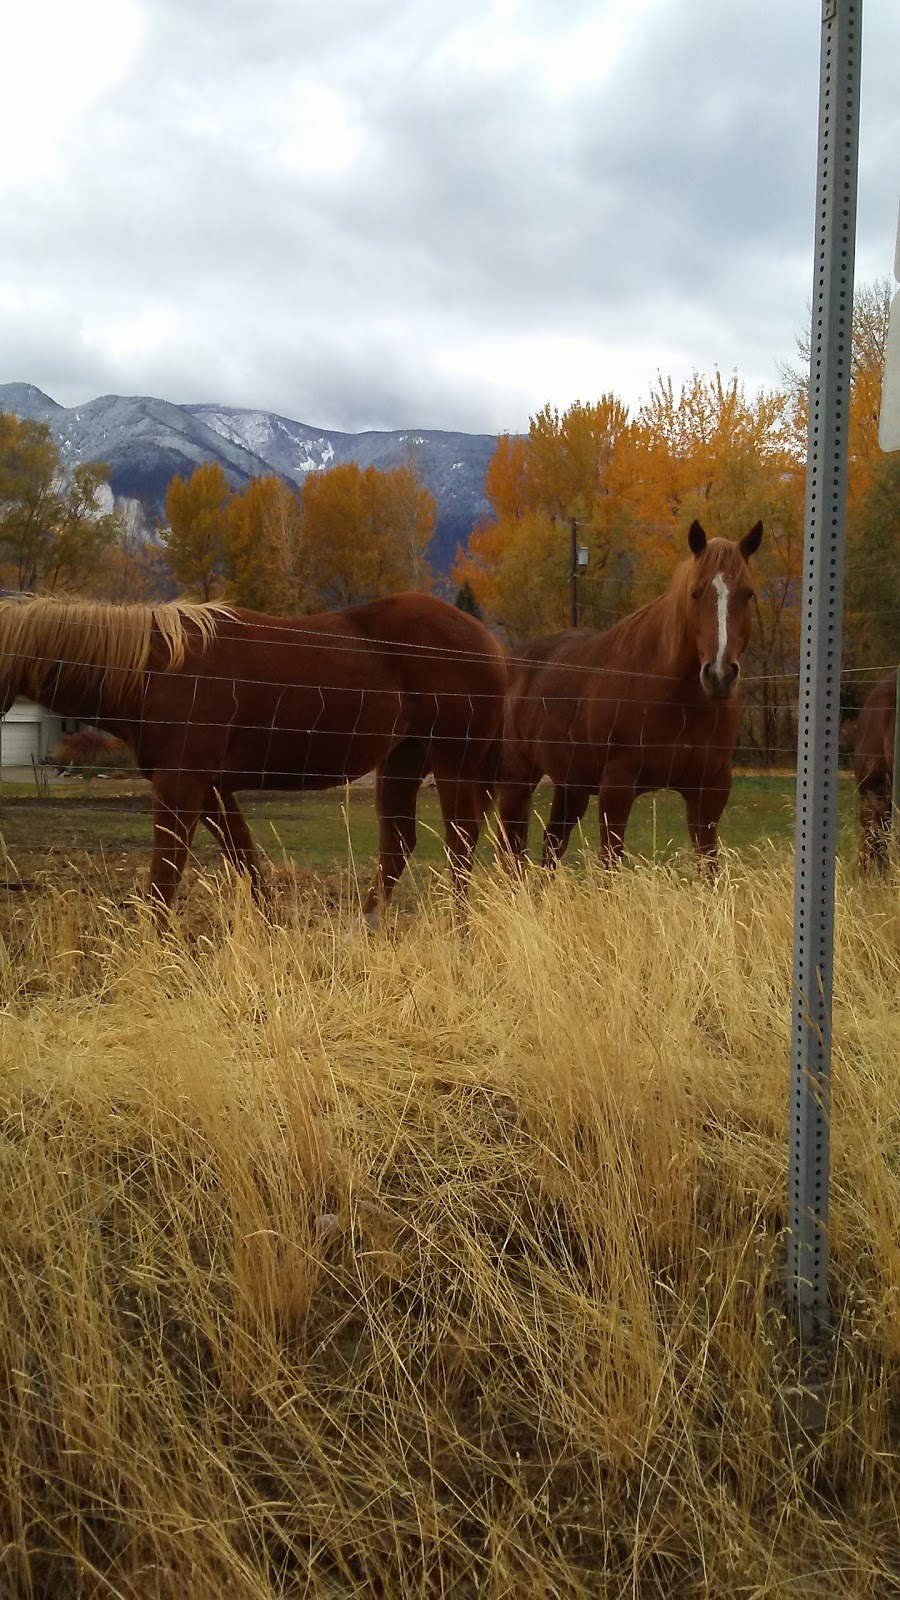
[712,573,730,673]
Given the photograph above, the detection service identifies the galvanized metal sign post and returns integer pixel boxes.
[788,0,861,1343]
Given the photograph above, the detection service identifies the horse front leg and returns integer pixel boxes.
[495,779,539,872]
[684,781,731,876]
[858,775,892,874]
[596,759,637,866]
[434,775,482,915]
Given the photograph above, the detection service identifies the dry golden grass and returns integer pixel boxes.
[0,857,899,1597]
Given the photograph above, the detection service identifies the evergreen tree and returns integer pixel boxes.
[454,578,483,620]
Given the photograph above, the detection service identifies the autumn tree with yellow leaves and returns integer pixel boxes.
[0,411,121,594]
[161,458,435,613]
[456,397,640,636]
[226,474,308,613]
[301,461,435,608]
[457,279,895,765]
[163,461,232,601]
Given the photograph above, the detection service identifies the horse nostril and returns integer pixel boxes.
[700,661,739,697]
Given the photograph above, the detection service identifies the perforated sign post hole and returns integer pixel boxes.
[787,0,861,1345]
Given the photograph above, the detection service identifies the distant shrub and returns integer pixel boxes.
[51,728,135,777]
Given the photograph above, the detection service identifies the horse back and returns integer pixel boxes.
[349,592,506,680]
[167,592,505,697]
[146,592,508,775]
[508,628,601,678]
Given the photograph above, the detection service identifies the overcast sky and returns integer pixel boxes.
[1,0,898,436]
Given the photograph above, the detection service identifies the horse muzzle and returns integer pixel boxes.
[700,661,740,699]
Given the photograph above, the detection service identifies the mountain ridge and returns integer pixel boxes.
[0,384,501,574]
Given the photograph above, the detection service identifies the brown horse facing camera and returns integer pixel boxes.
[497,519,763,872]
[853,672,897,872]
[0,592,506,921]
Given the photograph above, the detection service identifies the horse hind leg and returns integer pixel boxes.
[433,774,483,914]
[148,786,204,920]
[859,775,892,874]
[596,760,638,867]
[363,737,428,929]
[495,774,541,872]
[542,785,590,868]
[202,791,264,902]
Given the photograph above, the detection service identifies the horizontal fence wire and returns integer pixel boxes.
[0,602,891,891]
[1,639,899,690]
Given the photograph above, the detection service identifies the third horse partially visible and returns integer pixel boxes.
[854,672,897,872]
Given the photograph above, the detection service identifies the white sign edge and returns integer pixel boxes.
[879,286,900,454]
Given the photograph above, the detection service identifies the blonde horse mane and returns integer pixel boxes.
[0,595,233,703]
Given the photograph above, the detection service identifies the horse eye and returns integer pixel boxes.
[691,586,703,601]
[745,587,756,602]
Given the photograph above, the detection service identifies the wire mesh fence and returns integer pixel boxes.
[0,586,891,903]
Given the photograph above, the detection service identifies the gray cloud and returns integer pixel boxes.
[2,0,898,433]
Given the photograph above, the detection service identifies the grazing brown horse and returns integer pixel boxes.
[853,672,896,871]
[0,592,506,919]
[498,520,763,871]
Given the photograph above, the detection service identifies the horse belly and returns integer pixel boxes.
[226,685,404,787]
[502,696,595,788]
[531,704,603,787]
[142,680,404,789]
[247,727,396,788]
[528,673,642,788]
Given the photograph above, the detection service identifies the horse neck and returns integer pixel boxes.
[19,627,143,721]
[658,585,702,680]
[594,589,699,684]
[55,661,146,720]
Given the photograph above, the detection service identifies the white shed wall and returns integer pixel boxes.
[0,699,65,768]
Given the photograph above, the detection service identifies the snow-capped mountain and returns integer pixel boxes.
[0,385,500,574]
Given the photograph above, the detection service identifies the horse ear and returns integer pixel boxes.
[688,521,707,556]
[740,521,763,559]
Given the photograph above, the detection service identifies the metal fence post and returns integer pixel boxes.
[787,0,861,1343]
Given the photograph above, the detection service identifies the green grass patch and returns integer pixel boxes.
[0,772,860,888]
